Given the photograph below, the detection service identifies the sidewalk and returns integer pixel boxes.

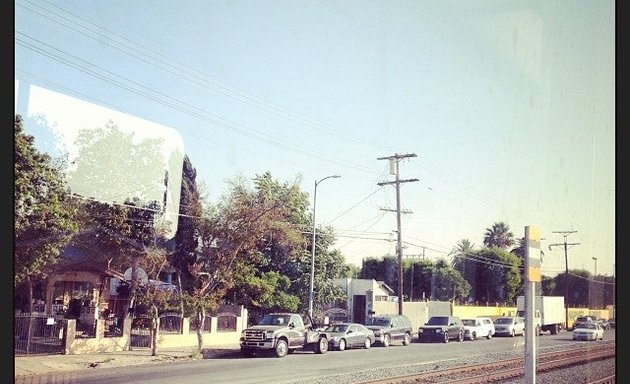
[14,344,241,381]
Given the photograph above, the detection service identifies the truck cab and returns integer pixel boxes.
[239,313,328,358]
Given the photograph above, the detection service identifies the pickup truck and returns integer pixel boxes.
[239,313,329,358]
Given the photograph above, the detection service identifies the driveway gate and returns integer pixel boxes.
[14,313,66,356]
[130,314,151,348]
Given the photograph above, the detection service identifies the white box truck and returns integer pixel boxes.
[516,295,565,335]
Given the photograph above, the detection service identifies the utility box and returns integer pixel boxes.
[516,295,565,335]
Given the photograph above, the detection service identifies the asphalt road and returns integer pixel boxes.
[16,330,616,384]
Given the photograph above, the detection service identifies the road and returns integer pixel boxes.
[28,330,615,384]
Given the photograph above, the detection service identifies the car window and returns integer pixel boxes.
[326,324,348,332]
[366,317,391,326]
[427,317,449,325]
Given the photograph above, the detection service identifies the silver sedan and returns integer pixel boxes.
[324,323,376,351]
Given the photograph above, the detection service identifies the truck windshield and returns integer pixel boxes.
[259,315,290,326]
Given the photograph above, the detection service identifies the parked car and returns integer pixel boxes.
[417,316,465,343]
[364,314,413,347]
[608,317,616,329]
[596,318,610,330]
[324,323,375,351]
[572,315,596,330]
[493,316,525,337]
[572,322,604,341]
[461,317,495,340]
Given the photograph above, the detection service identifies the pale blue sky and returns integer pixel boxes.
[15,0,615,276]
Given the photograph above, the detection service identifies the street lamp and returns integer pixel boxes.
[592,257,597,276]
[308,174,341,319]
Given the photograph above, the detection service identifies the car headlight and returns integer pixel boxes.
[418,329,424,334]
[436,329,442,333]
[264,331,274,340]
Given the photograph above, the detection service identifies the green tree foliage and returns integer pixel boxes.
[14,115,80,312]
[551,269,593,307]
[429,258,471,301]
[465,247,522,304]
[483,221,515,249]
[405,258,438,301]
[170,155,203,289]
[362,255,469,302]
[450,239,476,290]
[179,173,307,351]
[541,274,557,295]
[360,255,399,286]
[67,199,135,271]
[226,172,347,318]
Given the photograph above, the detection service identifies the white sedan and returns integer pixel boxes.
[572,322,604,341]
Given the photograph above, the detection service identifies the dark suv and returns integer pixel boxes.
[418,316,464,343]
[364,314,413,347]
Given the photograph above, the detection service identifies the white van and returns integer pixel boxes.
[461,317,495,340]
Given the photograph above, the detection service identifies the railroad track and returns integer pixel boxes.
[358,341,616,384]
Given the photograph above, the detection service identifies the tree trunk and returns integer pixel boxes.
[127,256,139,318]
[178,272,185,332]
[196,309,205,353]
[26,276,33,313]
[151,303,159,356]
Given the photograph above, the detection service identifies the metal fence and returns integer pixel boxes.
[14,313,67,356]
[103,316,124,337]
[130,315,152,348]
[159,312,183,333]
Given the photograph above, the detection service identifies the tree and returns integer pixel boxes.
[450,239,476,294]
[360,255,399,288]
[405,258,438,301]
[181,173,307,352]
[469,247,521,304]
[14,115,80,312]
[170,155,203,320]
[552,269,592,307]
[226,172,347,319]
[482,222,515,249]
[429,258,471,302]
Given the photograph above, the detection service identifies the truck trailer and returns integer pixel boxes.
[516,295,565,335]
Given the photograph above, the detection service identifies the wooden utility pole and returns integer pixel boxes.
[377,153,418,315]
[549,231,579,330]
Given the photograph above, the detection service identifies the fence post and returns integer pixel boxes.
[65,319,76,354]
[96,318,105,339]
[123,317,132,350]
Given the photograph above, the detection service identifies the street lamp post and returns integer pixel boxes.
[308,175,341,319]
[592,257,597,276]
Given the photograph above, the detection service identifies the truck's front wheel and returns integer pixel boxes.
[316,337,328,354]
[274,339,288,358]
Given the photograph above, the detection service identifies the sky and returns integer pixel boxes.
[14,0,615,277]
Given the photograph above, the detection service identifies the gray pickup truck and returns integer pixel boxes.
[239,313,329,357]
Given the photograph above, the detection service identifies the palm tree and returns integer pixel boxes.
[483,222,515,249]
[450,239,475,270]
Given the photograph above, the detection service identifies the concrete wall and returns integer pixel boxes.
[453,304,517,319]
[64,307,247,354]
